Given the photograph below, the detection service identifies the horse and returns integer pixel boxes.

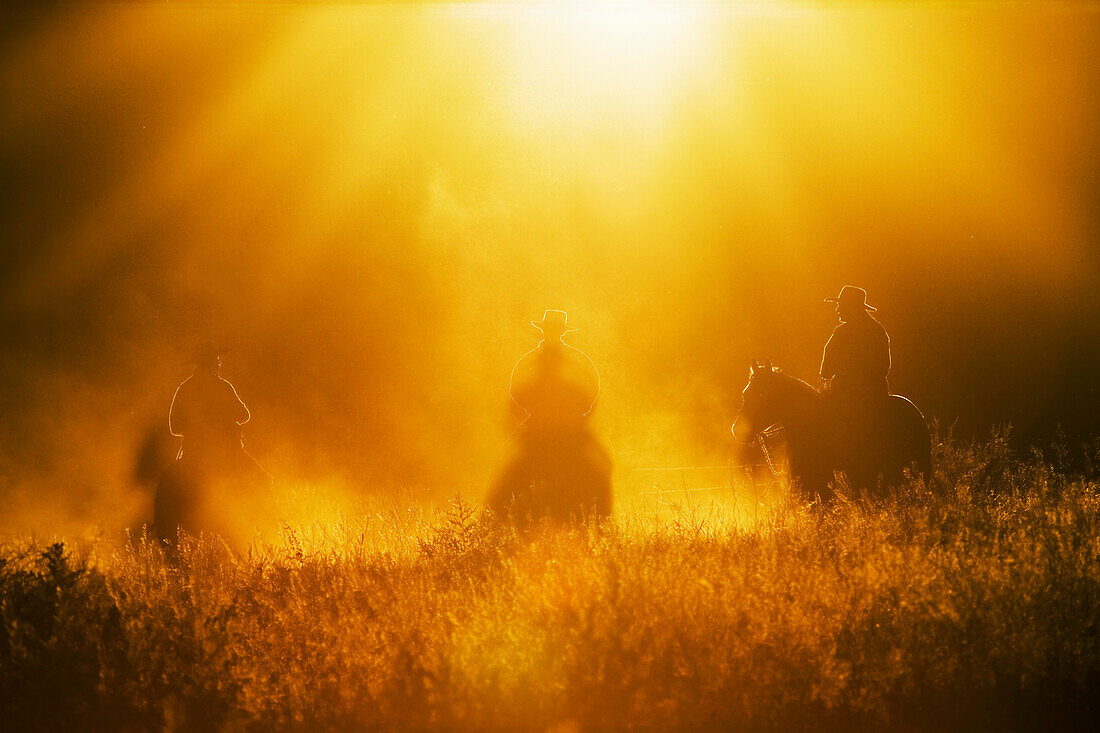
[731,362,931,502]
[153,436,275,548]
[486,422,613,528]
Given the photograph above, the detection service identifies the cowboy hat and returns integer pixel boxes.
[531,309,578,334]
[183,340,231,366]
[824,285,877,312]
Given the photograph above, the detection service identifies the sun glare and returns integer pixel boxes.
[501,2,716,129]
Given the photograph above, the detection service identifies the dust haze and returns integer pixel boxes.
[1,2,1098,535]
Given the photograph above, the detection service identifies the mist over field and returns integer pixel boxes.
[1,1,1099,535]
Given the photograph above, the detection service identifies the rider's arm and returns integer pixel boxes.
[508,349,536,416]
[581,350,600,416]
[882,331,892,377]
[820,329,839,383]
[168,385,187,437]
[228,382,251,426]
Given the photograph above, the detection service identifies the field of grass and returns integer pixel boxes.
[3,433,1100,731]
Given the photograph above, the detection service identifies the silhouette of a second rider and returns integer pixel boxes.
[488,310,611,524]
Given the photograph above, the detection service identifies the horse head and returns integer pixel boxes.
[732,361,776,444]
[731,361,815,444]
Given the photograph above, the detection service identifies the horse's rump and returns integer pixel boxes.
[885,393,932,479]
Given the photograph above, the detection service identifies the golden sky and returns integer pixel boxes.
[1,1,1098,531]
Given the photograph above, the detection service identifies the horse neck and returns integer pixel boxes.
[770,374,819,435]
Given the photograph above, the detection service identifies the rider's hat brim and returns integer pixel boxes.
[824,297,876,312]
[531,321,579,332]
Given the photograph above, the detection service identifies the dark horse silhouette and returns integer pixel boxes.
[732,363,931,501]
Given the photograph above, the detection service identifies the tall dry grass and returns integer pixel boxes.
[3,432,1100,731]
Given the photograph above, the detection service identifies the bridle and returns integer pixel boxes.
[734,413,784,480]
[734,366,788,479]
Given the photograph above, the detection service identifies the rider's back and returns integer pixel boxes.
[169,374,249,457]
[821,312,891,398]
[510,341,599,431]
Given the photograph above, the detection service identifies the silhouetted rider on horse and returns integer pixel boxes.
[154,341,272,544]
[487,310,612,525]
[732,287,929,500]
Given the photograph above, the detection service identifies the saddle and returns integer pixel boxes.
[819,383,892,460]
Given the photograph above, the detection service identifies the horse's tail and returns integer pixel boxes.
[889,394,933,480]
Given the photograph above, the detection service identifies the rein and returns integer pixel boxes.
[740,368,811,481]
[755,426,783,479]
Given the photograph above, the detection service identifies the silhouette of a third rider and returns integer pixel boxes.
[154,342,273,544]
[487,310,612,525]
[733,287,930,500]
